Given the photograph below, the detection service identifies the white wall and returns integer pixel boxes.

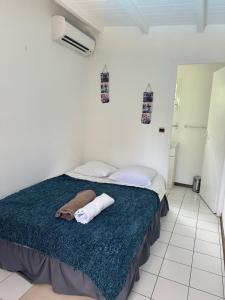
[0,0,88,198]
[200,67,225,213]
[83,26,225,179]
[220,159,225,224]
[172,64,224,185]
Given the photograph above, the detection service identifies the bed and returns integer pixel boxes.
[66,171,169,217]
[0,173,169,300]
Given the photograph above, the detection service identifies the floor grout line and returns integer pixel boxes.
[131,290,151,299]
[164,211,219,224]
[144,269,225,299]
[184,190,199,300]
[172,232,220,245]
[141,258,223,277]
[149,188,187,299]
[157,275,225,299]
[151,188,224,299]
[219,219,225,298]
[0,273,13,285]
[151,234,222,259]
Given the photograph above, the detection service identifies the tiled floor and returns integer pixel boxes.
[132,186,225,300]
[0,186,224,300]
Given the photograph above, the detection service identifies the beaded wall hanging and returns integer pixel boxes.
[141,83,153,124]
[100,65,109,103]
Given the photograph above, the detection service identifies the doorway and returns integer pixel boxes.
[168,63,225,214]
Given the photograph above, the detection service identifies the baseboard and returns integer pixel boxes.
[174,182,193,188]
[220,216,225,267]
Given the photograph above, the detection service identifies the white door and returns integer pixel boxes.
[200,67,225,213]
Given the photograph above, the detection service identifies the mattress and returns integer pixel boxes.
[66,171,166,201]
[0,175,168,300]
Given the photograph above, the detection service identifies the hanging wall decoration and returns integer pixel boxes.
[100,65,109,103]
[141,83,153,124]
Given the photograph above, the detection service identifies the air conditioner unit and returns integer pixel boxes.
[52,16,95,56]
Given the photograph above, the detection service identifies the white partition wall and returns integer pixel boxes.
[200,67,225,213]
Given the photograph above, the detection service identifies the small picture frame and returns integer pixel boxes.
[142,102,152,113]
[101,93,109,103]
[101,82,109,93]
[143,91,153,102]
[141,113,151,124]
[101,72,109,83]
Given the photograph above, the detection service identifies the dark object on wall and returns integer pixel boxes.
[192,175,201,193]
[141,83,153,124]
[100,65,109,103]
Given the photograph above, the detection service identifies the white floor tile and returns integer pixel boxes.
[152,277,188,300]
[196,229,220,244]
[190,268,223,297]
[0,273,32,300]
[160,220,175,232]
[159,230,171,243]
[198,212,219,224]
[177,216,197,227]
[173,223,196,238]
[179,209,198,220]
[151,241,168,258]
[188,287,222,300]
[169,187,185,194]
[192,252,222,275]
[165,245,193,266]
[184,192,197,199]
[197,221,219,233]
[168,206,179,215]
[128,291,149,300]
[183,194,200,206]
[199,203,212,214]
[170,233,195,251]
[181,203,199,212]
[168,194,184,201]
[0,268,11,282]
[168,190,185,199]
[159,259,191,285]
[168,193,183,200]
[168,199,182,208]
[171,186,186,192]
[184,190,199,196]
[195,240,221,258]
[140,255,163,275]
[132,270,157,298]
[162,213,177,223]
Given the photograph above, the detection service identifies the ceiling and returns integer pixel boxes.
[55,0,225,33]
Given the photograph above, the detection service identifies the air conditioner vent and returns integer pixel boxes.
[52,16,95,56]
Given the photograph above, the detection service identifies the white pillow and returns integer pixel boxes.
[109,165,157,187]
[73,161,117,178]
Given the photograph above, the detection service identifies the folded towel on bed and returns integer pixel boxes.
[55,190,96,221]
[74,193,115,224]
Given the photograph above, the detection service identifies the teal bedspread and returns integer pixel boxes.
[0,175,160,300]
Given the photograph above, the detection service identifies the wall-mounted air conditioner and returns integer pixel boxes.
[52,15,95,56]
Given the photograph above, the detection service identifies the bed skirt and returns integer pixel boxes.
[0,195,169,300]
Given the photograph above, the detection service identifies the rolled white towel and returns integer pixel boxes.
[74,193,115,224]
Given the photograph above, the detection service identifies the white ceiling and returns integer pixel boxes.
[55,0,225,33]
